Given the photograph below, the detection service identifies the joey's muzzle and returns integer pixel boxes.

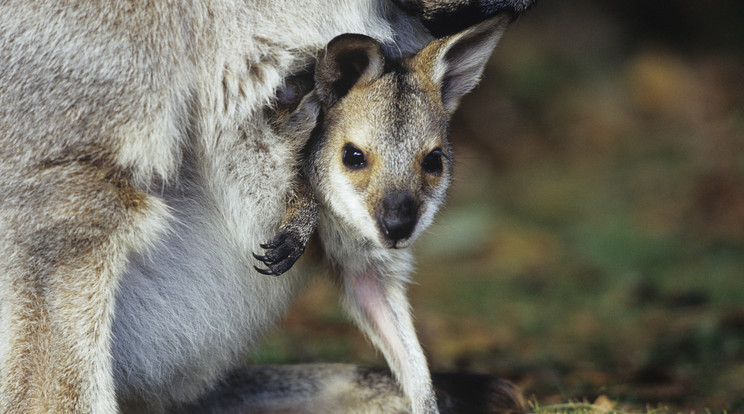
[377,191,419,246]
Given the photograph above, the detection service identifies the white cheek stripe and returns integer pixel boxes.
[327,169,381,244]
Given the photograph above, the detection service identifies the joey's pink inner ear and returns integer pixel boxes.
[315,34,385,108]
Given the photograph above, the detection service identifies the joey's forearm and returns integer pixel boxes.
[253,176,318,276]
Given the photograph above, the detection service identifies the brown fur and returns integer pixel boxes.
[1,158,167,412]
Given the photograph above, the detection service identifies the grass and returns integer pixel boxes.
[531,401,682,414]
[530,397,731,414]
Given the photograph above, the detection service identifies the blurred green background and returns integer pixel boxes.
[256,1,744,411]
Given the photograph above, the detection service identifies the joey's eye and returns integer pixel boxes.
[422,149,444,175]
[342,143,366,169]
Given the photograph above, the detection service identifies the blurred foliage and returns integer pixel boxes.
[255,1,744,412]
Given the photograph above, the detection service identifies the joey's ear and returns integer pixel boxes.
[414,15,508,114]
[315,34,385,108]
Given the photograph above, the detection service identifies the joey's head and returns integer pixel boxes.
[304,17,507,249]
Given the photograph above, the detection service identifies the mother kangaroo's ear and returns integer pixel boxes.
[315,34,385,108]
[413,15,509,114]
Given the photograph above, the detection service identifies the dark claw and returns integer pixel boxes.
[253,265,276,276]
[259,241,278,250]
[253,230,306,276]
[259,232,288,250]
[252,252,275,264]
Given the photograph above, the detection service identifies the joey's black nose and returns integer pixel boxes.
[379,191,419,244]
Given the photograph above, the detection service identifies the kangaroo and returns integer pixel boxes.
[254,25,491,273]
[0,1,533,413]
[251,22,518,414]
[256,21,514,274]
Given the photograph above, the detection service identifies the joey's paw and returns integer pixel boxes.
[252,230,306,276]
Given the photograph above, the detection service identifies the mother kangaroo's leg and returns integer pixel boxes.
[0,158,169,413]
